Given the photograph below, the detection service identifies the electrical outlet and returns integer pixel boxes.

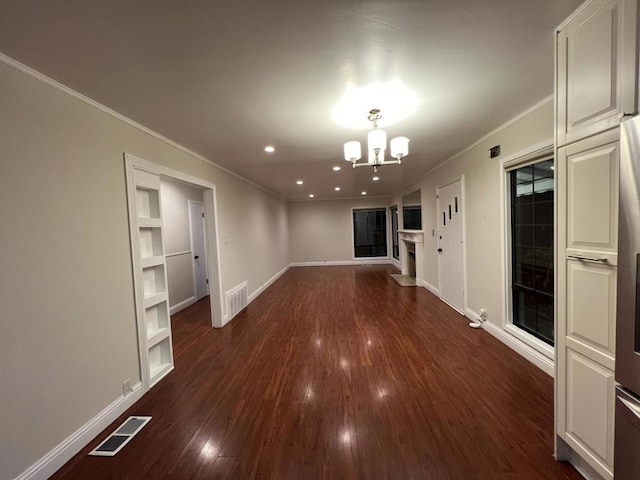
[479,309,488,321]
[123,379,132,396]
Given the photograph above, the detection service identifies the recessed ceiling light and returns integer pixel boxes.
[361,191,367,195]
[309,194,315,198]
[333,166,341,171]
[372,176,380,181]
[334,187,341,191]
[296,180,304,185]
[264,145,275,153]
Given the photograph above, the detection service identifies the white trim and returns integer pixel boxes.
[165,250,192,258]
[499,144,555,361]
[568,448,607,480]
[390,258,401,270]
[219,264,291,326]
[248,264,291,304]
[125,154,224,330]
[421,280,440,296]
[0,52,283,201]
[501,138,555,169]
[289,195,390,203]
[475,312,555,377]
[399,96,554,191]
[290,260,394,267]
[555,0,593,32]
[15,383,143,480]
[169,296,197,315]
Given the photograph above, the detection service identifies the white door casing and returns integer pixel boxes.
[437,179,465,314]
[189,201,209,301]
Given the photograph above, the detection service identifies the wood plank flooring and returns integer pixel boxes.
[51,265,582,480]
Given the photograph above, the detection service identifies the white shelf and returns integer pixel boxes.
[142,264,166,297]
[140,256,164,269]
[143,293,166,309]
[136,186,161,219]
[147,327,170,348]
[148,338,173,386]
[145,301,169,339]
[138,218,162,228]
[139,227,163,258]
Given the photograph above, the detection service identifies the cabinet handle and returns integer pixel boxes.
[567,254,607,262]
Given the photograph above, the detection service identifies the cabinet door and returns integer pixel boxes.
[565,350,615,479]
[557,0,636,147]
[563,130,619,261]
[556,129,619,478]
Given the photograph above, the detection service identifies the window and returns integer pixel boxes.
[390,206,399,260]
[509,159,554,345]
[353,208,387,258]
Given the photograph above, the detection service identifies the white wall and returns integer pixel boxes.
[390,98,554,328]
[160,178,204,310]
[288,197,391,264]
[0,60,289,480]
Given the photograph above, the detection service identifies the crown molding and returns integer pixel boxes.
[0,51,284,201]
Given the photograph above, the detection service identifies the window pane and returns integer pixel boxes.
[353,208,387,258]
[510,159,555,346]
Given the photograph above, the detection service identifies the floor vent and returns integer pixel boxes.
[88,416,151,457]
[225,281,248,320]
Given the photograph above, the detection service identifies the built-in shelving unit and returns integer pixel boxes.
[131,169,174,387]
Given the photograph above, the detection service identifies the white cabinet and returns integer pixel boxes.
[557,129,619,479]
[130,169,174,388]
[557,0,637,147]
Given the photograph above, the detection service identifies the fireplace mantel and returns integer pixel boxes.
[397,230,424,282]
[397,230,424,244]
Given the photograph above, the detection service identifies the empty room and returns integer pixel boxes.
[1,1,638,479]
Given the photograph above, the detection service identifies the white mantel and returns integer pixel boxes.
[397,230,424,283]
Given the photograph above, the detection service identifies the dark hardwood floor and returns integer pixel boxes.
[51,265,582,480]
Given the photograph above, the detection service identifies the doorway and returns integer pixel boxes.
[125,154,223,393]
[189,201,209,302]
[437,178,466,313]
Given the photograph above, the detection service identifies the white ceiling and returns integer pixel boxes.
[0,0,581,200]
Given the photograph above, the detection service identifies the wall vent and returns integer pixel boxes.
[88,416,151,457]
[225,281,248,320]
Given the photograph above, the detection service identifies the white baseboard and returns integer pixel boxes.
[169,296,196,315]
[390,258,401,270]
[568,447,608,480]
[248,264,290,304]
[469,308,554,377]
[290,259,393,267]
[16,382,143,480]
[422,280,440,296]
[220,264,292,328]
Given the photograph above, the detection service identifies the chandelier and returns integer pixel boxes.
[343,109,409,172]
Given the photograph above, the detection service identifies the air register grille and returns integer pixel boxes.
[225,281,248,320]
[88,416,151,457]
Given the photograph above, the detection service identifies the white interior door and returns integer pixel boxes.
[437,179,465,313]
[189,201,209,301]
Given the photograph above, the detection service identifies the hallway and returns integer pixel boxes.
[52,265,581,479]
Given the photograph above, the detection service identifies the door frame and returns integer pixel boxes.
[188,199,209,301]
[436,176,467,314]
[124,153,224,393]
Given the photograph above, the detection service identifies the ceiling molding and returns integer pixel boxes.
[288,195,390,203]
[0,51,284,201]
[395,94,554,195]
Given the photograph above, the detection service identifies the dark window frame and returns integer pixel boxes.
[353,208,388,258]
[509,158,555,346]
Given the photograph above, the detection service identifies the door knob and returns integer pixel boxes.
[437,248,442,253]
[194,255,200,259]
